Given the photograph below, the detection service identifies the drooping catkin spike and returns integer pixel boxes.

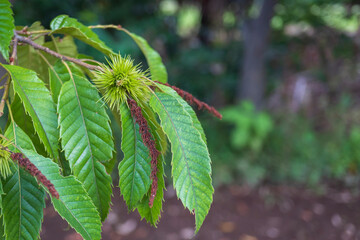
[156,82,222,119]
[10,152,59,199]
[127,99,159,207]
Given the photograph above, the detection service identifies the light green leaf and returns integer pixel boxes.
[118,103,151,209]
[0,0,14,61]
[0,178,3,208]
[5,123,102,240]
[2,167,45,240]
[44,36,78,60]
[50,15,114,55]
[122,29,167,83]
[2,64,59,160]
[58,74,113,221]
[149,91,213,233]
[156,83,207,144]
[49,60,84,104]
[11,95,48,157]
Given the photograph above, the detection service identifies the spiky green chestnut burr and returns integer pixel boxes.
[93,54,152,109]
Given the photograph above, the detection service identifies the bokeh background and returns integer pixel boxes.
[11,0,360,239]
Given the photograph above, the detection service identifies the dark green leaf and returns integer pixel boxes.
[2,167,45,240]
[2,64,59,161]
[0,215,4,240]
[136,154,165,226]
[118,103,151,209]
[50,15,114,55]
[0,0,14,61]
[135,101,166,225]
[2,123,46,240]
[58,74,113,221]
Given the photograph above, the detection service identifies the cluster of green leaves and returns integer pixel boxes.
[0,1,214,239]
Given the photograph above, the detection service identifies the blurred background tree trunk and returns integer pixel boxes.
[237,0,276,108]
[199,0,225,44]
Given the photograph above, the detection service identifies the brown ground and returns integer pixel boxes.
[40,185,360,240]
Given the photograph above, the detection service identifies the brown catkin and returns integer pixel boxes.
[10,152,59,199]
[156,82,222,119]
[127,99,159,207]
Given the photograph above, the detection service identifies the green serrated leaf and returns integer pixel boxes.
[122,29,167,83]
[0,0,14,61]
[2,64,59,161]
[58,74,113,221]
[2,166,45,240]
[149,91,213,233]
[118,103,151,209]
[11,95,48,157]
[0,123,46,240]
[50,15,114,55]
[136,153,165,226]
[5,123,102,240]
[156,83,207,144]
[135,100,166,225]
[49,60,84,104]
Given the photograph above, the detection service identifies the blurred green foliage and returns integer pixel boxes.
[209,100,360,187]
[222,101,273,152]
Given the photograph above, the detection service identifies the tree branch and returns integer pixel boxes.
[14,32,102,71]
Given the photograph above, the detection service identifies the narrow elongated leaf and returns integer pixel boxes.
[11,95,47,157]
[135,101,166,225]
[0,0,14,61]
[5,124,102,240]
[58,75,113,220]
[2,64,59,160]
[122,30,167,83]
[49,60,84,104]
[149,92,213,232]
[118,103,151,209]
[0,215,4,240]
[0,178,3,207]
[50,15,114,55]
[3,122,45,240]
[156,83,207,144]
[2,166,45,240]
[136,153,165,226]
